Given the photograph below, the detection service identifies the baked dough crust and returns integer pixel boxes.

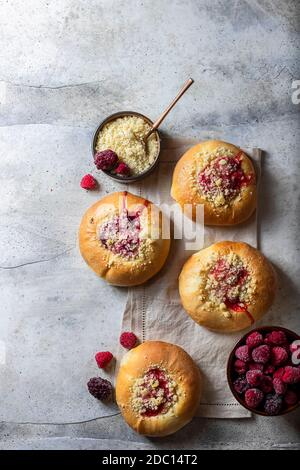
[79,191,170,286]
[179,241,277,333]
[171,140,257,225]
[116,341,202,436]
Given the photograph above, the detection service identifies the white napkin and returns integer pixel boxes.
[117,138,262,418]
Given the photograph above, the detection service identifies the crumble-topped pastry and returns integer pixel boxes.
[171,140,257,225]
[79,191,170,286]
[179,241,277,332]
[116,341,201,437]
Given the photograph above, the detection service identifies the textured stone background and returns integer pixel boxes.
[0,0,299,449]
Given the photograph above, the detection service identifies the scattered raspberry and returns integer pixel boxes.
[273,367,285,380]
[246,369,263,387]
[95,351,113,369]
[260,375,273,394]
[233,376,249,395]
[235,345,251,363]
[249,362,264,371]
[282,366,300,384]
[87,377,112,400]
[273,378,287,395]
[80,174,97,190]
[264,364,275,375]
[94,150,118,170]
[246,331,263,349]
[284,390,298,407]
[120,331,137,349]
[245,388,264,409]
[234,359,247,375]
[265,330,287,346]
[114,162,131,176]
[264,394,283,415]
[252,344,270,364]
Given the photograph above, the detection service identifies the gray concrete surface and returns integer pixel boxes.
[0,0,300,449]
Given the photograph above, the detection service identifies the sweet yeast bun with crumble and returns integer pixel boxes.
[116,341,202,436]
[179,241,277,333]
[171,140,257,225]
[79,191,170,286]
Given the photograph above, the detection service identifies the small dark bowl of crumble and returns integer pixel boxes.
[92,111,161,183]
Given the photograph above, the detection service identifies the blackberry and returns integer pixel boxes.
[233,376,249,395]
[87,377,112,400]
[264,394,283,415]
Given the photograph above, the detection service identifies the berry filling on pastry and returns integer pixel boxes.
[206,255,254,323]
[99,210,141,258]
[132,368,178,417]
[198,153,253,206]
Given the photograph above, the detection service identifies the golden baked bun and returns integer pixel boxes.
[171,140,257,225]
[116,341,201,436]
[79,191,170,286]
[179,241,277,333]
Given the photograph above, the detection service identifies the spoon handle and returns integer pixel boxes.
[145,78,194,140]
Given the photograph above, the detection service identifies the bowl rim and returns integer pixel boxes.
[227,325,300,416]
[91,110,161,184]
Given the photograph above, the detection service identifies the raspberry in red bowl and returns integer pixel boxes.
[227,326,300,416]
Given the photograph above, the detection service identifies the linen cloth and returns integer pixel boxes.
[117,138,262,418]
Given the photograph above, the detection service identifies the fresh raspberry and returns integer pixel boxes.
[246,331,263,349]
[80,174,97,190]
[284,390,298,407]
[234,359,247,374]
[252,344,270,364]
[281,366,300,384]
[94,150,118,170]
[114,162,131,177]
[95,351,113,369]
[235,345,251,363]
[120,331,137,349]
[246,369,263,387]
[264,364,275,375]
[249,362,264,371]
[273,378,287,395]
[264,394,283,415]
[273,367,285,380]
[244,388,264,409]
[233,376,249,395]
[271,346,288,367]
[260,375,273,393]
[87,377,112,400]
[265,330,287,346]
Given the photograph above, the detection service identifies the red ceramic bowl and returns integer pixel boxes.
[227,326,300,416]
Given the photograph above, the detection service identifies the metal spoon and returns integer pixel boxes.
[143,78,194,143]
